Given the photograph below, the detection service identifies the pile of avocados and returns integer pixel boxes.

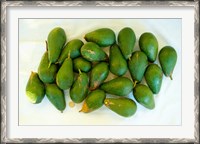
[26,27,177,117]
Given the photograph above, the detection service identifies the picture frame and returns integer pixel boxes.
[1,0,199,143]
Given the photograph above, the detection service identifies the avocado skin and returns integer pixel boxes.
[139,32,158,62]
[26,72,45,104]
[118,27,136,59]
[45,83,66,112]
[81,42,108,62]
[56,57,74,90]
[38,51,58,83]
[47,27,66,64]
[90,62,109,90]
[133,84,155,110]
[109,44,128,76]
[159,46,177,79]
[73,57,92,73]
[84,28,116,47]
[145,64,163,94]
[80,89,106,113]
[70,72,89,103]
[128,51,148,83]
[57,39,83,65]
[100,77,133,96]
[104,97,137,117]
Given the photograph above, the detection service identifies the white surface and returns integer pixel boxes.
[19,19,182,125]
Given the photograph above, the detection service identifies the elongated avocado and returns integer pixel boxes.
[109,44,128,76]
[159,46,177,80]
[84,28,116,47]
[128,51,148,85]
[26,72,45,104]
[118,27,136,59]
[104,97,137,117]
[46,83,66,112]
[70,71,89,103]
[145,64,163,94]
[80,89,106,113]
[56,56,74,90]
[90,62,109,90]
[133,84,155,109]
[81,42,108,62]
[38,51,58,83]
[100,77,133,96]
[47,27,66,66]
[139,32,158,62]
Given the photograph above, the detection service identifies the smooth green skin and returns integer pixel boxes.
[90,62,109,90]
[128,51,148,83]
[81,42,108,62]
[118,27,136,60]
[73,57,92,73]
[57,39,83,65]
[139,32,158,62]
[26,72,45,104]
[56,57,74,90]
[100,77,133,96]
[70,72,89,103]
[45,83,66,112]
[133,84,155,109]
[47,27,66,65]
[159,46,177,80]
[104,97,137,117]
[38,52,58,83]
[84,28,116,47]
[81,89,106,113]
[109,44,128,76]
[145,64,163,94]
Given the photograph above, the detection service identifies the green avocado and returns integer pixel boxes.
[26,72,45,104]
[57,39,83,65]
[84,28,116,47]
[104,97,137,117]
[159,46,177,80]
[133,84,155,110]
[47,27,66,66]
[80,89,106,113]
[139,32,158,62]
[45,83,66,112]
[73,57,92,73]
[70,72,89,103]
[38,51,58,83]
[128,51,148,85]
[100,77,133,96]
[81,42,108,62]
[118,27,136,59]
[109,44,128,76]
[90,62,109,90]
[144,64,163,94]
[56,56,74,90]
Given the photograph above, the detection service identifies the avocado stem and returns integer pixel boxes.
[45,40,48,51]
[78,69,82,74]
[133,80,137,88]
[169,74,173,80]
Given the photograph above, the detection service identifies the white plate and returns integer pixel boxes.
[19,19,181,125]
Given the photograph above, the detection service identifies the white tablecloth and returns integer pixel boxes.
[19,19,181,125]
